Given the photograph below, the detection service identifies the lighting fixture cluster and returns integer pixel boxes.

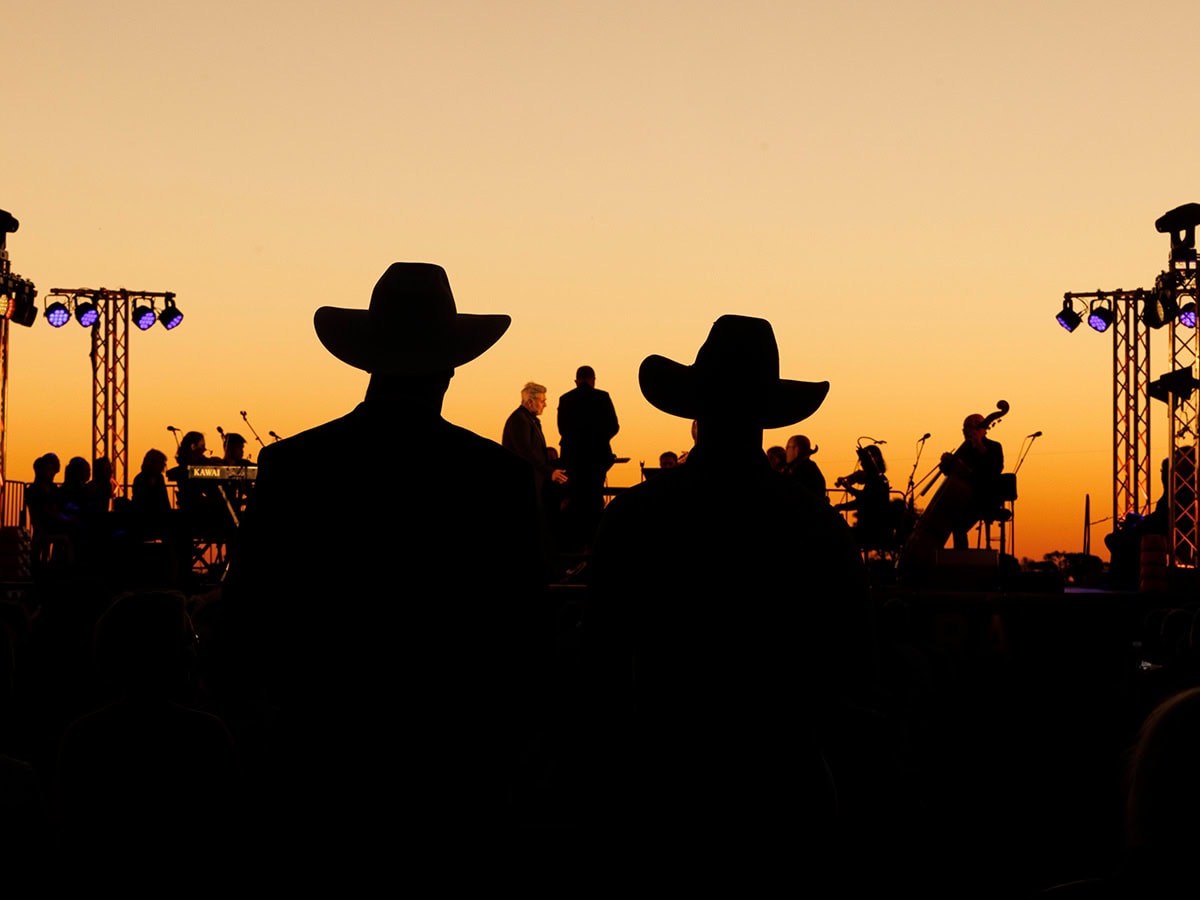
[0,269,38,327]
[42,290,183,331]
[1057,289,1197,334]
[132,294,183,331]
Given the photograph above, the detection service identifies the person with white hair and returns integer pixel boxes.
[503,381,569,499]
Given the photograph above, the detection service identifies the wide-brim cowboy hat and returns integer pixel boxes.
[639,315,829,429]
[313,262,511,375]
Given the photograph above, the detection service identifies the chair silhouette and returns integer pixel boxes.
[977,473,1017,554]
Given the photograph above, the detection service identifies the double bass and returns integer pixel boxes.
[898,400,1009,577]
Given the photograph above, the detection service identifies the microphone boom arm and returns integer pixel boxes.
[240,411,267,448]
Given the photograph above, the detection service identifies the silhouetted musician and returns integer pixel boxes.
[187,465,259,482]
[187,465,258,529]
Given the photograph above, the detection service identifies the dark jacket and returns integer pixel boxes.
[556,384,619,473]
[502,404,556,485]
[222,401,547,853]
[586,444,873,850]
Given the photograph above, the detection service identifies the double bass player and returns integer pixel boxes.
[899,401,1008,579]
[940,410,1005,549]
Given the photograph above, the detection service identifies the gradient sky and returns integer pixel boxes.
[4,1,1198,563]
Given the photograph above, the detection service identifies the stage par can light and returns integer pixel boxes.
[1056,299,1082,332]
[75,300,98,327]
[1088,303,1114,333]
[1179,300,1197,329]
[158,298,183,330]
[45,300,70,328]
[133,304,157,330]
[1143,290,1179,329]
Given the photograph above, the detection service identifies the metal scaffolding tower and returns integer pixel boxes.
[0,211,38,498]
[91,289,130,493]
[1155,205,1200,570]
[1064,203,1200,575]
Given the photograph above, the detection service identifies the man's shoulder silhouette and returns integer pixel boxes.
[259,403,519,469]
[237,402,537,588]
[225,263,539,601]
[594,451,858,594]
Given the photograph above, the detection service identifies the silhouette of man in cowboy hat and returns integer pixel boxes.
[222,263,546,870]
[581,315,876,880]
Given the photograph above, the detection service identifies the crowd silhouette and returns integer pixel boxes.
[2,261,1199,895]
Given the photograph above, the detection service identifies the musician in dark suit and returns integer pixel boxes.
[222,263,546,872]
[556,365,619,550]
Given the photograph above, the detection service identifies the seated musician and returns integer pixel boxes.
[940,413,1004,549]
[221,432,252,467]
[834,444,892,547]
[166,431,229,537]
[220,432,255,517]
[783,434,827,499]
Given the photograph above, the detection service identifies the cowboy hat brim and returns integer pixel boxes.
[639,354,829,430]
[314,307,511,375]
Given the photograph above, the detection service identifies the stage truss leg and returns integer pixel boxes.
[89,290,130,493]
[1167,258,1200,571]
[1113,293,1153,528]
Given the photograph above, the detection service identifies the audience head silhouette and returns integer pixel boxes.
[92,590,198,701]
[638,315,829,431]
[314,262,513,413]
[313,262,511,375]
[1126,685,1200,854]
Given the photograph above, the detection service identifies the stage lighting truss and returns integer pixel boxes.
[1060,288,1190,336]
[1056,298,1082,332]
[42,289,182,332]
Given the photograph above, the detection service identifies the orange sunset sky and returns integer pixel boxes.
[4,1,1198,563]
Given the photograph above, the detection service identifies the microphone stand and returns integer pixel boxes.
[1014,433,1041,475]
[1001,432,1040,560]
[240,411,266,448]
[906,433,931,509]
[167,426,181,450]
